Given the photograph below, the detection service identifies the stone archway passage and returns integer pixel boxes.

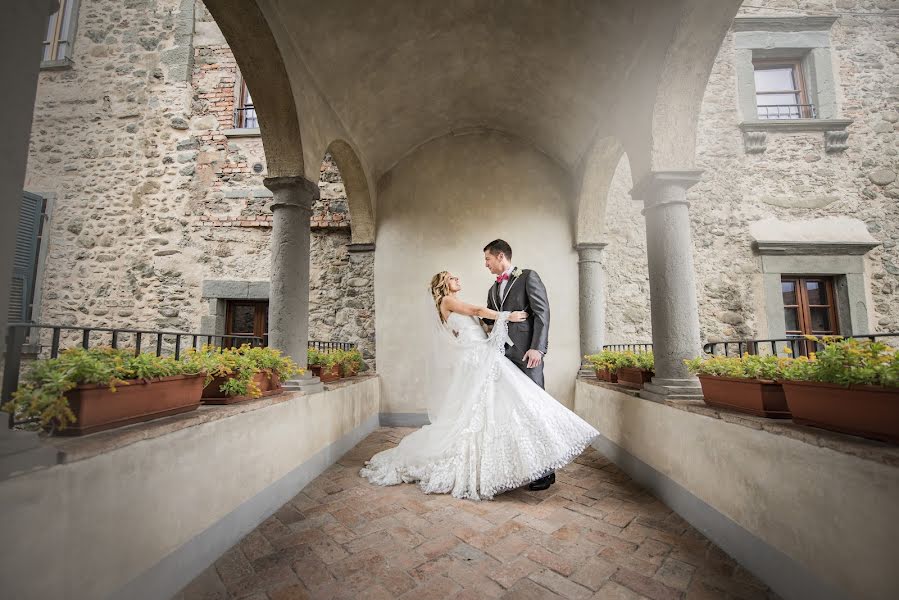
[176,428,775,599]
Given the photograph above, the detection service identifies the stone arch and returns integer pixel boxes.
[648,0,743,172]
[202,0,304,178]
[575,136,625,245]
[325,140,376,246]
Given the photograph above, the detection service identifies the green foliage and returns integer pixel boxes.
[3,347,203,432]
[684,353,791,380]
[182,344,301,398]
[685,338,899,388]
[584,350,653,372]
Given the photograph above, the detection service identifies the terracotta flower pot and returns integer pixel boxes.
[697,375,790,419]
[781,380,899,443]
[617,367,654,389]
[202,369,283,405]
[311,363,341,383]
[594,367,618,383]
[58,374,204,436]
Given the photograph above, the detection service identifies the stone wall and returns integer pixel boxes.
[23,0,376,364]
[602,0,899,346]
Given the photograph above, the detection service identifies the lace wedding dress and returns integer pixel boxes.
[360,311,599,500]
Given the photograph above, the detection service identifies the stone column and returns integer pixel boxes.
[632,171,704,401]
[264,175,323,392]
[576,242,607,361]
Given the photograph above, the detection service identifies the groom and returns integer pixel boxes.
[482,239,555,491]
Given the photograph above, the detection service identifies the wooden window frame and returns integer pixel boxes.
[42,0,80,66]
[224,300,268,347]
[752,58,813,119]
[234,78,258,129]
[781,276,839,354]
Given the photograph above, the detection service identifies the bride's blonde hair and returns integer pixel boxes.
[430,271,452,322]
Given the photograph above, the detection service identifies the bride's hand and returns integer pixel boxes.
[509,311,528,322]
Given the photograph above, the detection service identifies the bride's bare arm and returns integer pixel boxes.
[442,296,526,322]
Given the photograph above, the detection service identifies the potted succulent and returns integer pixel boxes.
[685,354,791,418]
[3,347,205,436]
[308,348,341,383]
[780,337,899,443]
[184,344,300,405]
[616,351,655,389]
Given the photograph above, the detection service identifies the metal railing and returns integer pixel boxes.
[602,343,653,353]
[757,103,817,120]
[702,333,899,358]
[2,322,264,426]
[308,340,356,353]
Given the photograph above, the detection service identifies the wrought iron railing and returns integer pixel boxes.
[308,340,356,353]
[757,103,817,120]
[602,343,653,353]
[702,333,899,358]
[2,322,264,426]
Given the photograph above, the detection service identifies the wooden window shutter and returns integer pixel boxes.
[8,192,45,323]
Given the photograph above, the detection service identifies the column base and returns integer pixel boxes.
[283,374,324,394]
[640,378,704,403]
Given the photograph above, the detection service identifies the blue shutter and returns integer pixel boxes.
[8,192,44,324]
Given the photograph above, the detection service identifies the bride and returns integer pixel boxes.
[360,271,599,500]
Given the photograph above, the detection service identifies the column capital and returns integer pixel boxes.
[575,242,607,264]
[263,175,320,210]
[630,170,704,202]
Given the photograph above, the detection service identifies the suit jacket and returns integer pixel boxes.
[485,268,550,361]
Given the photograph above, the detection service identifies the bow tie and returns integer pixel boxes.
[496,273,510,283]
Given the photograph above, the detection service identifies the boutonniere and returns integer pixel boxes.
[511,267,522,278]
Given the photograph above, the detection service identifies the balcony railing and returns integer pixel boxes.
[308,340,356,353]
[2,322,265,427]
[757,103,817,120]
[702,333,899,358]
[602,343,653,353]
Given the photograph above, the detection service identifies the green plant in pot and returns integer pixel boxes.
[685,353,793,419]
[339,348,364,376]
[3,347,204,434]
[183,344,300,402]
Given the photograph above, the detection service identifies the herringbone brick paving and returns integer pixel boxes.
[175,428,779,599]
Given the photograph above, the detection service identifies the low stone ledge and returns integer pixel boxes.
[45,374,378,465]
[577,375,899,468]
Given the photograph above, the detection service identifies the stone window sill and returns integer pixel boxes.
[578,376,899,468]
[739,119,852,133]
[40,57,74,71]
[739,119,853,154]
[42,374,378,465]
[222,128,261,138]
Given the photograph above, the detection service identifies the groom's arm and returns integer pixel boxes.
[525,271,550,355]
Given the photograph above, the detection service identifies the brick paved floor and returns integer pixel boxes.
[176,428,779,600]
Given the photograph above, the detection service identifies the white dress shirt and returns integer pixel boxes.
[499,265,515,300]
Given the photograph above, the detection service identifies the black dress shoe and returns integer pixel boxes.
[528,472,556,491]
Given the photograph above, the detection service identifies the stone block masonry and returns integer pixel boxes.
[23,0,376,366]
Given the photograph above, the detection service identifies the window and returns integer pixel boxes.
[42,0,79,65]
[8,193,48,324]
[224,300,268,347]
[754,59,814,120]
[235,81,258,129]
[781,277,839,354]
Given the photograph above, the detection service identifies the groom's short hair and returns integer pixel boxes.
[484,239,512,260]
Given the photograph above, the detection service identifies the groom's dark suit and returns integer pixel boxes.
[485,268,550,389]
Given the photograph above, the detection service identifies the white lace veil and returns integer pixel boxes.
[422,289,510,424]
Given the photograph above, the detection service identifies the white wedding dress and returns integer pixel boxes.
[360,311,599,500]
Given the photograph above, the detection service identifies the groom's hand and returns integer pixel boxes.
[523,349,543,369]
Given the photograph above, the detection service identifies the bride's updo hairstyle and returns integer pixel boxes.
[430,271,452,322]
